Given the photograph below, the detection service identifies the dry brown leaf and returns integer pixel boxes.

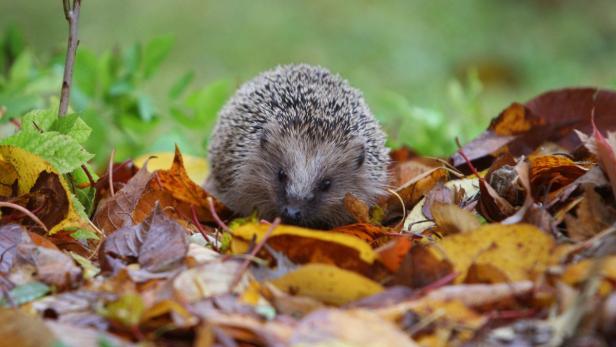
[343,193,370,224]
[565,185,616,241]
[377,236,413,273]
[391,244,454,288]
[99,205,188,281]
[452,88,616,170]
[529,155,588,202]
[386,167,449,219]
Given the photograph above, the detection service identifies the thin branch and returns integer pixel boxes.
[0,201,49,232]
[207,196,229,231]
[108,148,116,196]
[58,0,82,116]
[228,218,280,292]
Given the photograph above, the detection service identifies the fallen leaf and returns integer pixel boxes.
[45,320,135,347]
[565,185,616,241]
[134,150,209,184]
[93,165,152,233]
[99,205,188,280]
[593,128,616,198]
[452,88,616,170]
[133,146,225,225]
[391,244,454,288]
[0,145,87,234]
[432,223,555,283]
[0,309,56,347]
[172,260,249,303]
[290,308,420,347]
[377,236,413,272]
[560,256,616,289]
[404,176,478,234]
[271,263,384,306]
[430,202,481,235]
[343,193,370,224]
[529,155,588,202]
[231,222,380,277]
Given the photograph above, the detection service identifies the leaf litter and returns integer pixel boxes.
[1,87,616,346]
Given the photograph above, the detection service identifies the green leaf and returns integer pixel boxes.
[71,193,89,219]
[21,107,57,132]
[142,35,174,79]
[101,294,145,327]
[0,282,50,307]
[8,50,32,84]
[181,79,232,129]
[122,43,141,78]
[70,228,100,242]
[51,113,92,144]
[1,130,94,173]
[69,251,100,279]
[168,71,195,99]
[137,94,155,121]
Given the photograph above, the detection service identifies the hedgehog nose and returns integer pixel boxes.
[282,206,302,224]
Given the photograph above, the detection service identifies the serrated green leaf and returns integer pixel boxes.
[0,281,50,307]
[71,193,89,219]
[142,35,174,79]
[51,113,92,143]
[70,228,99,242]
[1,131,93,173]
[21,107,57,132]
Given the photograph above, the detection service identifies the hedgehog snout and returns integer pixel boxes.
[281,206,302,224]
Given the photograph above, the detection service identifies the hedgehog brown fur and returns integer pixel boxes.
[206,64,389,228]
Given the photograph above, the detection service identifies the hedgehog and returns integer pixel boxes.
[205,64,390,228]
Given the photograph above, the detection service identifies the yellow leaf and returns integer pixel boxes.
[560,256,616,295]
[231,222,377,265]
[141,299,194,323]
[431,202,481,235]
[0,309,55,347]
[0,145,86,234]
[134,151,208,184]
[271,263,383,305]
[432,223,555,283]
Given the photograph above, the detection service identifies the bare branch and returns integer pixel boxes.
[58,0,82,116]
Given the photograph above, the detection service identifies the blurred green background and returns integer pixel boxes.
[1,0,616,167]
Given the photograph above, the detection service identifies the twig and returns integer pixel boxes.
[207,196,229,231]
[80,164,96,188]
[455,137,481,180]
[387,188,406,231]
[0,201,49,232]
[108,148,116,197]
[191,205,218,251]
[228,217,280,292]
[59,0,81,116]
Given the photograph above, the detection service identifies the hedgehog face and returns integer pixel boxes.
[249,130,368,228]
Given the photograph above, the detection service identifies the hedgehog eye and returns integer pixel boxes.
[277,169,287,182]
[319,178,332,192]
